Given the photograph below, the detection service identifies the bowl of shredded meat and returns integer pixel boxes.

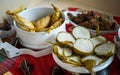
[66,10,119,34]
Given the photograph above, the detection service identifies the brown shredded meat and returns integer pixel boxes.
[67,11,116,31]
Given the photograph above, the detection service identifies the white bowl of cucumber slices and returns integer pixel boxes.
[52,26,116,74]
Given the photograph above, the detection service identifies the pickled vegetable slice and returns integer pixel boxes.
[73,39,94,56]
[81,55,103,66]
[65,55,82,67]
[56,32,75,47]
[81,55,103,75]
[63,47,72,57]
[90,35,107,47]
[72,26,91,39]
[95,41,116,57]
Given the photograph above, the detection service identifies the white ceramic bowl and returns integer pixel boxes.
[65,11,119,34]
[52,53,114,73]
[14,7,66,49]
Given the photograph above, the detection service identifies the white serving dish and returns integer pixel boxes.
[13,6,66,49]
[52,53,114,73]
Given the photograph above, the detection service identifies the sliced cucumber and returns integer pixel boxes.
[73,39,94,56]
[53,45,64,58]
[65,55,82,66]
[81,55,103,75]
[82,59,96,75]
[72,26,91,39]
[57,46,64,56]
[95,41,116,57]
[53,45,59,54]
[63,47,72,57]
[81,55,103,66]
[90,35,107,47]
[57,32,75,46]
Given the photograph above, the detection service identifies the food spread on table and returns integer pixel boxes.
[0,3,119,75]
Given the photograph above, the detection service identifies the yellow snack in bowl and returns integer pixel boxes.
[47,18,64,33]
[35,15,51,32]
[12,5,25,14]
[6,10,36,32]
[51,4,61,24]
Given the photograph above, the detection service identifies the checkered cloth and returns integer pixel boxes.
[0,52,17,74]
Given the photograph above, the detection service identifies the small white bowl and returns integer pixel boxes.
[52,53,114,73]
[14,7,66,49]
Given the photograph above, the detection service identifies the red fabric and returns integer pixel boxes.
[102,32,118,42]
[113,16,120,24]
[109,55,120,75]
[9,54,72,75]
[67,7,79,11]
[66,22,74,33]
